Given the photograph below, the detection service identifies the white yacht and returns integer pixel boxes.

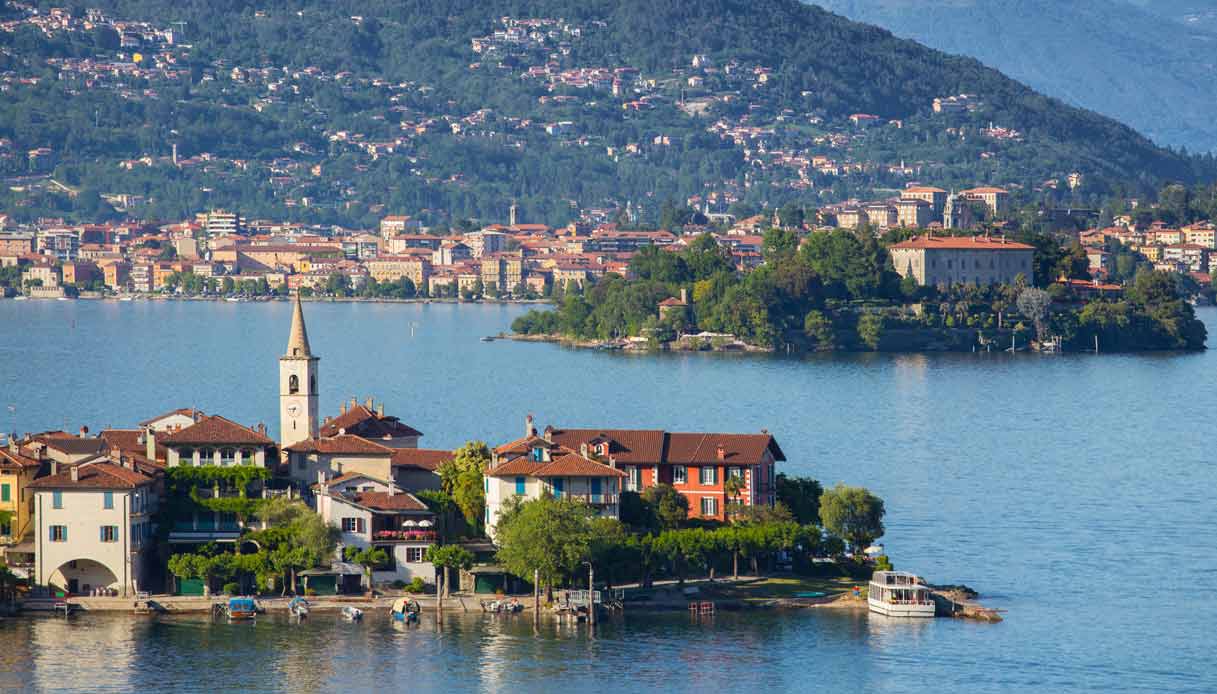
[868,571,936,618]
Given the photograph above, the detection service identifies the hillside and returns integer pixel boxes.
[815,0,1217,153]
[1,0,1214,228]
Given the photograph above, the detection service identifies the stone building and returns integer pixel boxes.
[889,235,1035,287]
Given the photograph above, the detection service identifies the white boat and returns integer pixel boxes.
[342,606,364,621]
[868,571,936,618]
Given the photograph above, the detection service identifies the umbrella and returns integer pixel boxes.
[402,520,418,528]
[418,519,434,528]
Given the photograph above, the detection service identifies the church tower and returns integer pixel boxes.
[279,293,319,449]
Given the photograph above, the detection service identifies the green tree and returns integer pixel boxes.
[819,483,886,556]
[344,546,389,594]
[642,483,689,529]
[857,313,885,350]
[776,474,823,525]
[495,496,595,598]
[438,441,489,532]
[424,544,475,600]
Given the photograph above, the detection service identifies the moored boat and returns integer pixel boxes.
[289,596,310,619]
[226,597,258,621]
[867,571,936,618]
[390,598,420,624]
[342,606,364,621]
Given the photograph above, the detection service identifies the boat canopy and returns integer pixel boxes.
[229,598,256,611]
[392,598,410,613]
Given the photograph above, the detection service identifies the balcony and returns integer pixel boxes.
[372,530,437,544]
[564,493,619,506]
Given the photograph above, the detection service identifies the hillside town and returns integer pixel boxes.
[0,296,786,598]
[1,183,1213,303]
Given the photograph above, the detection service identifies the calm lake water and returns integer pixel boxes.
[1,299,1215,693]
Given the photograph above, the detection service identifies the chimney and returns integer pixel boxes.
[377,403,384,417]
[580,442,589,458]
[79,425,89,437]
[350,397,358,410]
[324,416,332,425]
[716,444,726,461]
[338,428,346,436]
[7,436,16,453]
[543,428,552,443]
[50,460,58,476]
[680,287,688,304]
[340,401,347,415]
[257,423,266,436]
[70,465,78,482]
[608,456,616,469]
[145,429,156,461]
[317,470,327,488]
[365,397,374,410]
[525,414,536,438]
[388,486,396,497]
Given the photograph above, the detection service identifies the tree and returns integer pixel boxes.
[724,474,745,519]
[1016,288,1052,340]
[819,483,885,556]
[438,441,489,533]
[495,496,595,599]
[425,544,474,601]
[344,546,388,594]
[857,313,885,350]
[641,483,689,529]
[776,475,823,525]
[803,310,835,350]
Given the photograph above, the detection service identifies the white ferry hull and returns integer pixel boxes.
[868,597,935,618]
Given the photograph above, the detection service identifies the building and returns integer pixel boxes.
[896,198,934,229]
[486,421,627,539]
[0,232,35,256]
[315,472,436,584]
[863,203,897,230]
[658,288,689,320]
[202,210,241,236]
[463,230,510,258]
[491,418,784,524]
[379,215,421,240]
[36,229,79,262]
[901,186,948,220]
[943,193,976,230]
[889,235,1035,287]
[479,254,523,294]
[28,460,158,596]
[320,399,423,448]
[433,242,473,266]
[1163,244,1208,273]
[280,294,319,450]
[0,443,43,573]
[959,187,1010,217]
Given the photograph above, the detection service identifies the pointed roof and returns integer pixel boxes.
[284,293,314,359]
[159,415,274,447]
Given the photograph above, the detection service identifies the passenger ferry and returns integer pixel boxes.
[867,571,936,618]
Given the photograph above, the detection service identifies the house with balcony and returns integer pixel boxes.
[159,415,276,547]
[314,472,436,584]
[486,421,627,539]
[493,417,785,523]
[0,442,45,576]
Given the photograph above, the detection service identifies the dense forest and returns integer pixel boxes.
[1,0,1215,226]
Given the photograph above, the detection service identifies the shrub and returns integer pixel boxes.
[874,555,894,572]
[304,588,317,596]
[391,580,407,589]
[222,582,239,595]
[404,577,426,594]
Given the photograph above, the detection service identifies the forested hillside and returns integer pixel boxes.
[2,0,1214,227]
[816,0,1217,153]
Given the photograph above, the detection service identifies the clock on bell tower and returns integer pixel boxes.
[279,293,319,449]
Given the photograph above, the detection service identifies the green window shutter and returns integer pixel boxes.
[1,483,9,502]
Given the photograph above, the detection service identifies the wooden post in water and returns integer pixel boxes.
[588,564,596,626]
[533,568,540,626]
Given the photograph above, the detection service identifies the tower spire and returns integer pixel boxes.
[285,292,313,358]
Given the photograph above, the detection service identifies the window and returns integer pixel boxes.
[728,467,743,480]
[1,483,9,502]
[515,477,526,495]
[49,525,67,542]
[100,525,119,542]
[289,374,299,394]
[0,518,9,536]
[341,518,366,534]
[199,448,214,465]
[103,491,113,510]
[405,547,426,563]
[626,466,640,492]
[179,448,193,465]
[242,449,255,465]
[52,491,63,509]
[700,497,718,517]
[699,467,717,485]
[552,478,564,498]
[531,446,546,462]
[591,478,601,496]
[673,466,687,485]
[221,449,236,466]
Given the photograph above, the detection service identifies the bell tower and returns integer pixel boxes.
[280,293,319,449]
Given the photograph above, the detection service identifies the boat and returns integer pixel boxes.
[288,596,310,619]
[226,597,258,621]
[480,336,495,342]
[867,571,936,618]
[390,598,421,624]
[342,606,364,621]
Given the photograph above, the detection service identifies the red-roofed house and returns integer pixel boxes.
[315,472,436,584]
[889,235,1035,287]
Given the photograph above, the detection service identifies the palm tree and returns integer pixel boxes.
[724,474,745,520]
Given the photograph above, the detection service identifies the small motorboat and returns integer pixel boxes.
[480,336,495,342]
[289,596,310,619]
[226,597,258,621]
[342,606,364,621]
[390,598,421,624]
[481,597,523,614]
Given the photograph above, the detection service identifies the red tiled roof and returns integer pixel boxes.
[889,235,1033,251]
[320,405,423,439]
[27,461,153,490]
[348,491,430,512]
[285,434,393,455]
[138,408,204,427]
[542,427,785,466]
[160,415,274,446]
[0,447,41,470]
[100,429,167,461]
[390,449,452,471]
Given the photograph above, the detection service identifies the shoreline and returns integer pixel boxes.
[2,294,549,306]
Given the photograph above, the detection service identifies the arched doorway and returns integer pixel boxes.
[49,559,118,596]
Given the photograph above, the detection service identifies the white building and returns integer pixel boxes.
[315,472,436,585]
[29,461,157,596]
[484,420,625,540]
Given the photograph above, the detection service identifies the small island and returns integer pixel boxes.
[512,227,1207,354]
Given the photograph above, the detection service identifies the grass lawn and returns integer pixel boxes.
[707,575,863,602]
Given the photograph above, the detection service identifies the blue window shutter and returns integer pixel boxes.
[52,491,62,508]
[103,491,113,509]
[515,477,525,495]
[591,478,601,495]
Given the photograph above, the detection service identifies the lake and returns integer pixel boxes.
[0,299,1214,693]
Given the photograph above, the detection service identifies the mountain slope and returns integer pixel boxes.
[815,0,1217,153]
[1,0,1214,226]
